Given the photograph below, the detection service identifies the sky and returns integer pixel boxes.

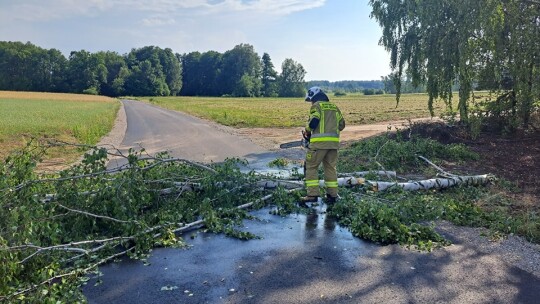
[0,0,392,82]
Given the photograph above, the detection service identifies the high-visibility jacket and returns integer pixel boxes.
[305,101,345,149]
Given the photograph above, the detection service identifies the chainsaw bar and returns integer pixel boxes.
[279,140,303,149]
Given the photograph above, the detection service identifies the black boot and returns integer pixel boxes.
[326,194,339,204]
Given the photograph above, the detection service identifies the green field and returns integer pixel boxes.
[0,91,445,160]
[144,93,445,128]
[0,91,119,159]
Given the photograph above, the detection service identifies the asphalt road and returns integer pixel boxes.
[107,99,266,167]
[84,100,540,303]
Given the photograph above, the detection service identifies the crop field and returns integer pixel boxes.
[0,91,119,160]
[145,93,446,128]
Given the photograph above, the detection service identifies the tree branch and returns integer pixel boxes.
[1,247,135,302]
[417,155,456,177]
[56,203,137,224]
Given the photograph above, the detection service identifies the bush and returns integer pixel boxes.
[363,89,375,95]
[82,87,99,95]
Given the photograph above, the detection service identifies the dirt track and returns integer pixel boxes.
[235,118,442,150]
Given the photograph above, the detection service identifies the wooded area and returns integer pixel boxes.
[0,42,307,98]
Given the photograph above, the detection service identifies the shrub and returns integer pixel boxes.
[82,87,99,95]
[363,89,375,95]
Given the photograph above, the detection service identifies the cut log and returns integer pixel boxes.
[335,174,494,191]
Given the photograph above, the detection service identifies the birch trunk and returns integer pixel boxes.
[335,174,494,191]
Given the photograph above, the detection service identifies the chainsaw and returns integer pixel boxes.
[279,131,310,149]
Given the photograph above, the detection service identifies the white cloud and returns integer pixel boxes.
[141,16,176,26]
[0,0,115,22]
[209,0,326,15]
[0,0,325,22]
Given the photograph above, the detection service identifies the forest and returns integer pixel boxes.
[0,41,308,98]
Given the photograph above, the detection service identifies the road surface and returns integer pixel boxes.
[84,100,540,303]
[106,99,268,167]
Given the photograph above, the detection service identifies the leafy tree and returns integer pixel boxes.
[97,51,129,97]
[219,44,262,97]
[125,46,182,96]
[261,53,278,97]
[44,49,68,92]
[66,50,107,94]
[279,58,306,97]
[124,60,169,96]
[160,48,182,95]
[0,41,67,92]
[234,73,262,97]
[180,51,203,96]
[199,51,223,96]
[369,0,540,129]
[181,51,223,96]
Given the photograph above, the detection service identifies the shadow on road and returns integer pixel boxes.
[83,204,540,304]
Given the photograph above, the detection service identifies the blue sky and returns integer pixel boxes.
[0,0,391,81]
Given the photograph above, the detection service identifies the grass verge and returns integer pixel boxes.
[0,91,119,162]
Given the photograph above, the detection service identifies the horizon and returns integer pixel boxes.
[0,1,392,82]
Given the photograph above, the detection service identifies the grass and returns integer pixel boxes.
[141,93,445,128]
[334,134,540,246]
[0,91,119,161]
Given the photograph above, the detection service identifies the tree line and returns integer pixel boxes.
[0,41,307,98]
[306,80,385,93]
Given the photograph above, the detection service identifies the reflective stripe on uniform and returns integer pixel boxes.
[311,132,339,143]
[305,180,319,187]
[336,112,342,131]
[325,181,338,188]
[310,137,339,142]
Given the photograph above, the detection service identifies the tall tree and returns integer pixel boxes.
[160,48,182,96]
[125,46,182,96]
[97,51,129,97]
[0,41,67,92]
[66,50,107,94]
[219,43,262,97]
[124,60,169,96]
[44,49,68,92]
[180,52,202,96]
[198,51,223,96]
[279,58,306,97]
[369,0,540,129]
[261,53,278,97]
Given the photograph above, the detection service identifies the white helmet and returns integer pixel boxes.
[305,86,329,102]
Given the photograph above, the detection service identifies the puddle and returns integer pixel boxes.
[83,206,371,304]
[239,151,305,179]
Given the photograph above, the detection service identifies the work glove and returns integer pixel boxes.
[302,130,311,148]
[302,130,311,140]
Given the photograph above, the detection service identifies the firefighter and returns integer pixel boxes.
[301,86,346,204]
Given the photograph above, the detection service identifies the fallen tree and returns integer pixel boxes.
[0,139,497,302]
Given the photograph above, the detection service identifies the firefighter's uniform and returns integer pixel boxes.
[304,95,345,199]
